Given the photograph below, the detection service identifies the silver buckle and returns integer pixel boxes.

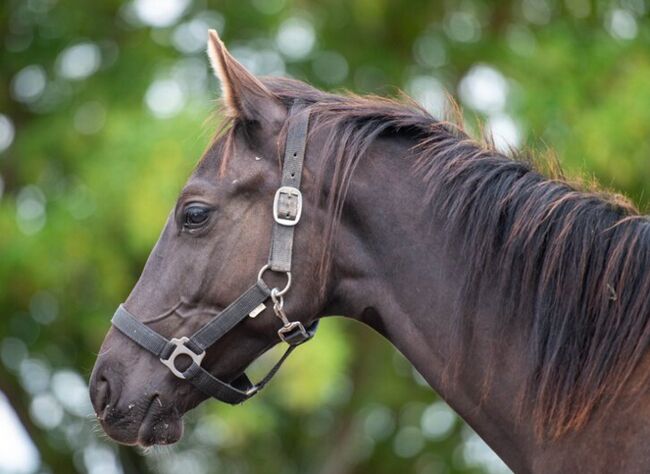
[273,186,302,226]
[160,337,205,380]
[277,321,309,344]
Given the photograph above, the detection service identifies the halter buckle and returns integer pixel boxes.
[160,337,205,380]
[277,321,310,345]
[273,186,302,226]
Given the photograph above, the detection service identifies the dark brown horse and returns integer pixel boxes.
[89,30,650,472]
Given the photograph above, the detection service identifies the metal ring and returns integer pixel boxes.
[257,264,292,296]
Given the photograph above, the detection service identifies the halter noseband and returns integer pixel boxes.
[110,102,317,404]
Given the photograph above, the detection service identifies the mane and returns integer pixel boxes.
[259,77,650,438]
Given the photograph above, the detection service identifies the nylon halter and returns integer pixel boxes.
[110,102,317,404]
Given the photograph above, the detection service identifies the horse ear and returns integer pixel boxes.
[207,29,286,126]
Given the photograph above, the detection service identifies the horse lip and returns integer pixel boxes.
[136,395,183,446]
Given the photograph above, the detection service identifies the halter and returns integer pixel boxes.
[110,102,317,404]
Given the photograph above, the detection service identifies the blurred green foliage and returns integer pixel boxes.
[0,1,648,473]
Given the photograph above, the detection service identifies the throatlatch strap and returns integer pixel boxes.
[268,102,310,272]
[182,363,255,404]
[184,320,318,400]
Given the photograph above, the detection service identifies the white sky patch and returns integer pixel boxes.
[0,391,40,474]
[16,185,47,236]
[444,11,481,43]
[487,113,522,152]
[463,430,512,473]
[276,17,315,60]
[406,75,447,118]
[132,0,190,28]
[522,0,552,25]
[413,34,447,68]
[30,393,64,429]
[0,338,28,370]
[170,58,209,99]
[393,426,424,458]
[0,114,15,153]
[458,64,508,114]
[56,42,101,80]
[83,444,123,474]
[173,12,225,54]
[51,370,94,417]
[506,25,537,57]
[173,19,210,54]
[231,46,286,76]
[420,401,456,440]
[362,404,395,441]
[11,65,47,104]
[606,9,638,40]
[19,358,50,395]
[144,78,186,118]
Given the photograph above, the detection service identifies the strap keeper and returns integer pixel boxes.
[273,186,302,226]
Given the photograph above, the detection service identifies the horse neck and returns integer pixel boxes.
[320,134,534,470]
[320,133,650,472]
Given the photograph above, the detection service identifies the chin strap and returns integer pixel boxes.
[110,102,317,404]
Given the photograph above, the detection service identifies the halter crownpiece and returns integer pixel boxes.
[110,101,317,404]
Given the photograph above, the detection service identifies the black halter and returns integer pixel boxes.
[110,102,317,404]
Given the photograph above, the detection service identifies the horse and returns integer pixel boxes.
[89,29,650,472]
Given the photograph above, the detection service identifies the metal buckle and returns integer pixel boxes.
[277,321,310,345]
[160,337,205,380]
[273,186,302,226]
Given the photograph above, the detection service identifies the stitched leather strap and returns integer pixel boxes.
[268,102,310,272]
[189,281,271,352]
[112,305,173,358]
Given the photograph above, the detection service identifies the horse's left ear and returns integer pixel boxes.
[207,29,286,126]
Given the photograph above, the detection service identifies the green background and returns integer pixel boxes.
[1,0,648,473]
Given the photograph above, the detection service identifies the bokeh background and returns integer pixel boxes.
[1,0,649,473]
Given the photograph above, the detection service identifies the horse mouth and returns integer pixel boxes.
[136,395,184,446]
[97,395,185,447]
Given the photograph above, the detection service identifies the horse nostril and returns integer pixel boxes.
[96,378,110,417]
[90,368,118,420]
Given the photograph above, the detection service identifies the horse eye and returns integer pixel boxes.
[183,205,211,229]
